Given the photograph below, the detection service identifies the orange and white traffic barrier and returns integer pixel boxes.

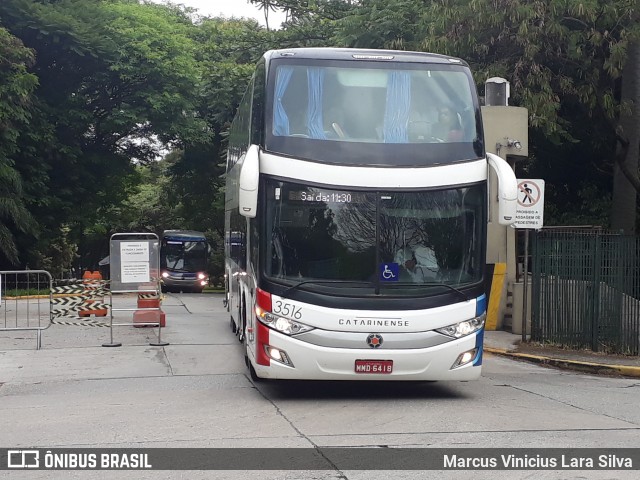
[133,293,166,327]
[78,271,108,317]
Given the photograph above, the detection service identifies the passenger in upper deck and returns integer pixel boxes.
[432,106,464,142]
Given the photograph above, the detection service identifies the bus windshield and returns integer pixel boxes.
[161,240,207,273]
[263,179,485,296]
[266,60,482,166]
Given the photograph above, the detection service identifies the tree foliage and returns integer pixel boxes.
[0,0,207,269]
[0,26,38,263]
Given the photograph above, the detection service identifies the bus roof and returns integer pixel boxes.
[162,230,206,242]
[263,48,468,67]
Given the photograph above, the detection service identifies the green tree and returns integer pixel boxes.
[251,0,355,45]
[0,26,38,264]
[165,17,274,276]
[0,0,208,270]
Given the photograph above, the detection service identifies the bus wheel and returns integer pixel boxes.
[223,277,230,311]
[238,298,246,343]
[230,316,236,333]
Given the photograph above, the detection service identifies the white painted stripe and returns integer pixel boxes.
[260,152,487,188]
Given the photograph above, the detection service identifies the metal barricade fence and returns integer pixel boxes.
[1,267,167,349]
[532,231,640,354]
[0,270,53,350]
[49,277,110,326]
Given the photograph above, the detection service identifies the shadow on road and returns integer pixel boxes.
[254,379,469,401]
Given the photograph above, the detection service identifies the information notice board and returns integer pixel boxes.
[109,233,159,292]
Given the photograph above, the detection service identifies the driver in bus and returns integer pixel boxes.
[395,245,438,282]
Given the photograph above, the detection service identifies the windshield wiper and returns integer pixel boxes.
[422,282,470,302]
[280,279,375,299]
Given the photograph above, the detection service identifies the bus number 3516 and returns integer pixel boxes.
[272,301,303,320]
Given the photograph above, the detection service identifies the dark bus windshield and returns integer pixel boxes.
[265,59,483,166]
[161,240,207,273]
[263,179,486,296]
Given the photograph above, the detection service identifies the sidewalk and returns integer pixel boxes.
[484,330,640,378]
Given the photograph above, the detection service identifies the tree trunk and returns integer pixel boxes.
[611,39,640,234]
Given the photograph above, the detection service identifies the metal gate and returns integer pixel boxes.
[531,231,640,354]
[0,270,53,349]
[1,270,113,349]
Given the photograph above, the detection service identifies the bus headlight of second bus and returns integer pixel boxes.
[434,313,485,339]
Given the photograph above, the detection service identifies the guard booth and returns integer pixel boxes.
[104,232,168,347]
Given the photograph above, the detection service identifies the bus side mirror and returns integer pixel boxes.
[239,144,260,218]
[487,152,517,225]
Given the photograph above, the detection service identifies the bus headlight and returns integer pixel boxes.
[451,348,478,369]
[435,314,485,338]
[256,309,314,335]
[264,345,293,366]
[198,273,206,280]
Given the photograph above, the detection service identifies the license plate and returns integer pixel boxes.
[355,359,393,374]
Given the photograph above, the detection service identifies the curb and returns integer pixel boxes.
[484,347,640,379]
[3,294,85,300]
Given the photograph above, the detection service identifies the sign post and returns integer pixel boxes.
[514,179,545,343]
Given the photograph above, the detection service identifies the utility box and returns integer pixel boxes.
[511,280,532,336]
[482,106,529,158]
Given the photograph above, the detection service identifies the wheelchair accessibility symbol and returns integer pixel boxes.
[380,263,399,282]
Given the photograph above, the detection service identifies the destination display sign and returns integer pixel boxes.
[286,189,367,204]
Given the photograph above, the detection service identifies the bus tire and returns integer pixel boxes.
[238,297,246,343]
[224,274,230,312]
[230,316,236,333]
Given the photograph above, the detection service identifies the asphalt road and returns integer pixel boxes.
[1,292,638,479]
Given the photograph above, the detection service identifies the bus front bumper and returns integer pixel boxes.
[250,329,483,381]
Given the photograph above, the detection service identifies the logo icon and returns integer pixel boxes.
[8,450,39,468]
[379,263,399,282]
[366,333,383,348]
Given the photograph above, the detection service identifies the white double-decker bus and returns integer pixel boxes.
[224,48,517,381]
